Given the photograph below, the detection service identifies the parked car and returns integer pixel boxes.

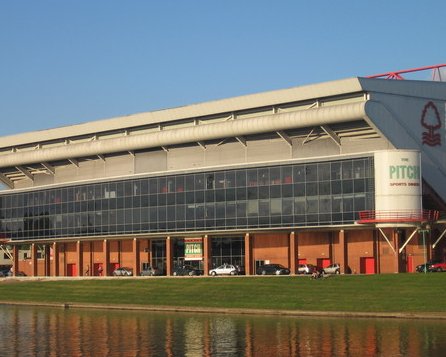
[323,263,341,275]
[112,267,133,276]
[416,260,446,272]
[173,265,203,276]
[0,266,12,277]
[256,264,290,275]
[297,264,317,275]
[7,271,26,277]
[209,264,239,276]
[416,262,431,273]
[139,266,160,276]
[429,261,446,272]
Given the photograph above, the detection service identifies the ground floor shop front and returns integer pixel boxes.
[11,227,439,277]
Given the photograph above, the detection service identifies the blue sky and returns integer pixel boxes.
[0,0,445,137]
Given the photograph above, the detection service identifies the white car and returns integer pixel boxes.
[297,264,317,275]
[209,264,239,276]
[323,263,341,275]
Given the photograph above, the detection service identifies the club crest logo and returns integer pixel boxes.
[421,101,441,146]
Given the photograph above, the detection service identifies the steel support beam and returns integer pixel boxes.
[398,228,418,253]
[41,162,55,175]
[236,136,247,147]
[433,227,446,249]
[16,166,34,181]
[276,131,292,147]
[378,228,396,254]
[68,158,79,167]
[321,125,341,146]
[0,173,13,188]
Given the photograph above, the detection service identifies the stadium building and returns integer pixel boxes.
[1,65,446,277]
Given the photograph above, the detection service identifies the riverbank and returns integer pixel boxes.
[1,274,445,318]
[1,300,445,320]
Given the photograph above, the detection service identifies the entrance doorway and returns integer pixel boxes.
[360,257,375,274]
[66,263,77,277]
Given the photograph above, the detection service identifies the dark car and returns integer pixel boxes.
[140,266,160,276]
[256,264,290,275]
[0,267,12,277]
[416,260,446,273]
[173,265,203,276]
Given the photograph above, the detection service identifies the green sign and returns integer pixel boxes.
[389,165,420,180]
[184,238,203,260]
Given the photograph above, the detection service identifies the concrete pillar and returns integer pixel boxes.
[76,241,83,277]
[31,243,38,277]
[244,233,252,275]
[203,235,210,276]
[289,231,296,275]
[132,238,140,276]
[166,236,172,276]
[53,242,59,276]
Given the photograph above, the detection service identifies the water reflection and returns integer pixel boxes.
[0,306,445,357]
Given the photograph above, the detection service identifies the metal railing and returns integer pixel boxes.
[357,209,439,224]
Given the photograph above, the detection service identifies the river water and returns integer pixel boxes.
[0,306,444,357]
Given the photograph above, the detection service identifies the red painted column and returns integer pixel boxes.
[133,238,140,276]
[166,236,172,276]
[244,233,252,275]
[289,231,296,275]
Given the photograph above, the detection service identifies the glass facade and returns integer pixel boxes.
[0,157,374,240]
[211,237,245,270]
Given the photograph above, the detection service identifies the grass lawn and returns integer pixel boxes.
[0,274,445,313]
